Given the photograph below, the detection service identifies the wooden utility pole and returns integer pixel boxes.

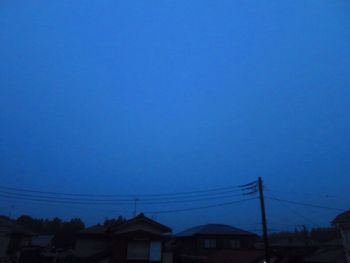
[258,177,271,263]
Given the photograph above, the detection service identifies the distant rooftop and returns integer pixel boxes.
[175,224,256,237]
[332,210,350,225]
[80,213,171,236]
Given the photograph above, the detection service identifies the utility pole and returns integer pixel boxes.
[239,178,271,263]
[258,177,271,263]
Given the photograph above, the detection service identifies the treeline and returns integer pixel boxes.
[15,215,85,248]
[12,214,126,248]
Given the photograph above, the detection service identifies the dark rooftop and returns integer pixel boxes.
[332,210,350,225]
[110,213,172,234]
[175,224,256,237]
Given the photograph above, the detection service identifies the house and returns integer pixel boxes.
[332,210,350,263]
[0,216,33,259]
[74,213,172,263]
[173,224,258,263]
[74,224,110,262]
[109,213,172,263]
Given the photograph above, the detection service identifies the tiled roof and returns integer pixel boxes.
[175,224,256,237]
[80,213,171,236]
[111,213,172,234]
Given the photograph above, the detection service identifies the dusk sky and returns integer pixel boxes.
[1,0,350,233]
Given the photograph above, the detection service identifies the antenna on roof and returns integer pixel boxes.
[8,202,15,219]
[133,197,140,217]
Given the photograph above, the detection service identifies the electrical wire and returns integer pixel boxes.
[0,184,242,198]
[145,197,257,214]
[266,196,345,212]
[0,192,245,205]
[0,188,242,202]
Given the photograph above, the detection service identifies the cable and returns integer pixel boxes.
[0,188,242,202]
[265,188,338,199]
[266,196,345,212]
[0,184,242,198]
[0,192,245,205]
[268,196,319,226]
[145,197,257,214]
[267,220,310,227]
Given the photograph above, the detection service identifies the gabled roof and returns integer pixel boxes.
[79,213,171,237]
[175,224,256,237]
[332,210,350,225]
[111,213,171,234]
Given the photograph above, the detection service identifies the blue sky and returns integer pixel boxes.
[1,0,350,232]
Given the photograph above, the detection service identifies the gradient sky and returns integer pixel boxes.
[1,0,350,233]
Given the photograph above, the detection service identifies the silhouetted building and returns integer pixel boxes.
[0,216,33,259]
[74,224,110,261]
[173,224,258,263]
[74,213,172,263]
[332,210,350,263]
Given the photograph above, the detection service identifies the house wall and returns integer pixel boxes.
[113,223,166,235]
[0,232,10,257]
[75,237,109,253]
[340,227,350,263]
[174,235,257,263]
[162,252,173,263]
[111,237,128,263]
[174,237,201,263]
[111,237,166,263]
[7,234,31,255]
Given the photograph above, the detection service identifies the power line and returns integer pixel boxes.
[145,197,257,214]
[0,192,245,205]
[0,184,242,198]
[0,188,242,202]
[265,188,338,199]
[0,195,256,213]
[268,195,319,226]
[267,219,312,227]
[266,196,346,212]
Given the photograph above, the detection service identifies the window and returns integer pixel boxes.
[204,239,216,249]
[127,241,149,260]
[149,241,162,261]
